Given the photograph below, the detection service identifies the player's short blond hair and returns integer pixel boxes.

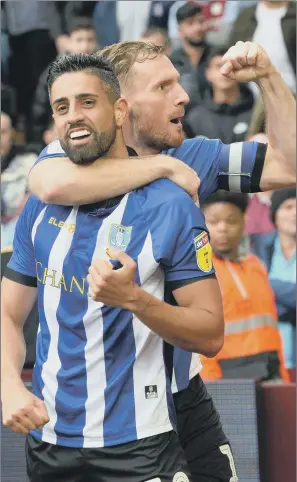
[98,41,165,88]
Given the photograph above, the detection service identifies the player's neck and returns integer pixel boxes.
[124,135,160,157]
[104,133,130,159]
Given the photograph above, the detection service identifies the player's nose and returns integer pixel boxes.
[175,84,190,107]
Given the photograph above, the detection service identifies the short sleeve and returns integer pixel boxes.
[164,138,268,200]
[32,139,67,168]
[143,182,215,283]
[6,196,44,285]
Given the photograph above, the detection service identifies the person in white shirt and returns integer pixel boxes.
[230,1,296,94]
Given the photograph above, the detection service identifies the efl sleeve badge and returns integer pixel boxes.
[194,232,213,272]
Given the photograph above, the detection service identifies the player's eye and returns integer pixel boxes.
[57,105,68,114]
[157,84,166,91]
[83,99,95,106]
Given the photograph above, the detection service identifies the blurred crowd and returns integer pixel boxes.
[1,1,296,372]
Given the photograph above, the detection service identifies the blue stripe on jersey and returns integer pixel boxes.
[102,193,147,444]
[240,141,257,193]
[217,143,231,191]
[31,206,71,423]
[173,347,192,392]
[54,211,101,447]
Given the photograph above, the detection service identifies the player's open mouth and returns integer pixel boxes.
[69,129,92,140]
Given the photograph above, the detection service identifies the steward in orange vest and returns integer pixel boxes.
[200,191,289,382]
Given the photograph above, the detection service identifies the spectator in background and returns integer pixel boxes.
[200,191,289,382]
[170,2,210,76]
[4,1,65,138]
[92,1,120,48]
[147,1,175,31]
[42,120,57,147]
[30,18,98,146]
[140,27,172,56]
[229,1,296,94]
[63,1,97,34]
[244,100,274,236]
[170,2,211,110]
[1,112,37,249]
[244,133,275,237]
[253,189,296,369]
[183,46,254,143]
[116,1,152,41]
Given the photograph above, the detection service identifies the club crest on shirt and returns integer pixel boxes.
[194,232,212,273]
[108,223,132,251]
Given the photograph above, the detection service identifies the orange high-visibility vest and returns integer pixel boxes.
[201,253,289,382]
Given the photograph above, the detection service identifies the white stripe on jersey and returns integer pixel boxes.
[32,208,47,339]
[41,207,78,444]
[228,142,243,192]
[31,206,47,244]
[82,194,130,447]
[133,231,173,438]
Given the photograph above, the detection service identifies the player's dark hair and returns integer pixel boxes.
[202,191,249,214]
[47,53,121,102]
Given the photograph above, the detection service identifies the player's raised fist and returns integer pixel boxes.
[220,41,276,83]
[2,383,49,434]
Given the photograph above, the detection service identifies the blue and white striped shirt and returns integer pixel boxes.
[34,137,265,395]
[7,179,215,448]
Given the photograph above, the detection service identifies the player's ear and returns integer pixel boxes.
[114,97,128,128]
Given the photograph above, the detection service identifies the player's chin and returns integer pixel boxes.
[169,126,185,146]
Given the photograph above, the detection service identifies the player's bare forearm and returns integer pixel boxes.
[258,71,296,190]
[1,313,26,389]
[1,279,37,390]
[28,155,199,205]
[127,285,224,357]
[221,42,296,190]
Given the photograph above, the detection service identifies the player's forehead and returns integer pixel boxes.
[51,71,104,101]
[131,54,179,88]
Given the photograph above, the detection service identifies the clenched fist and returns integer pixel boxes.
[87,249,141,310]
[2,383,49,434]
[221,41,276,83]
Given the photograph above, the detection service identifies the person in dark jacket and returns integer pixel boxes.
[183,47,254,143]
[170,2,211,108]
[30,17,97,145]
[252,188,296,368]
[229,1,296,93]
